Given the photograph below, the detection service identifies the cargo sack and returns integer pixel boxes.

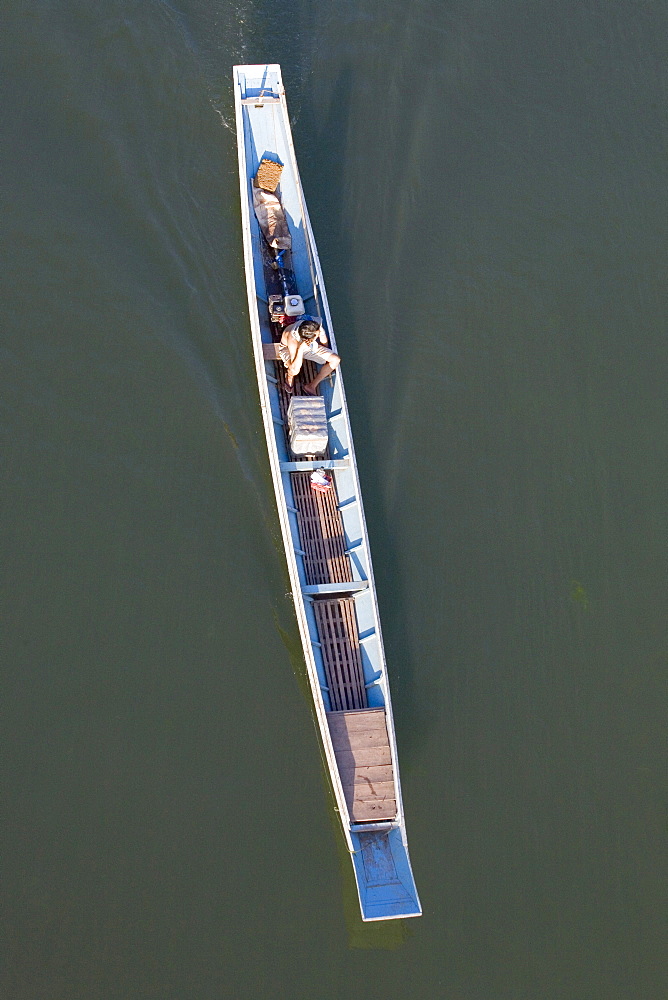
[252,187,291,250]
[287,396,328,457]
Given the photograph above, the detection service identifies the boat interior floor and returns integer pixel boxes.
[314,598,366,711]
[290,471,350,584]
[327,709,397,822]
[268,354,398,824]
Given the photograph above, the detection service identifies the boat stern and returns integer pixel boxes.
[350,826,422,921]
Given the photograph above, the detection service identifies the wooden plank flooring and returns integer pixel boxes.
[267,346,397,823]
[327,709,397,822]
[271,351,350,586]
[314,599,367,711]
[290,472,351,585]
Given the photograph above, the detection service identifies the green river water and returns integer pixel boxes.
[2,1,666,997]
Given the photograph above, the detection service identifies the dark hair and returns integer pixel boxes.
[299,319,320,341]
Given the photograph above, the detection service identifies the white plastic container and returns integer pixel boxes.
[287,396,328,457]
[284,294,305,317]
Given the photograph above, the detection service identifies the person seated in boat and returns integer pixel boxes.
[279,316,340,395]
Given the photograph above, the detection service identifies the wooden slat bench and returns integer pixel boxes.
[327,708,397,822]
[262,341,282,360]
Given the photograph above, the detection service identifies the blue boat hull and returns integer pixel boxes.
[233,63,421,922]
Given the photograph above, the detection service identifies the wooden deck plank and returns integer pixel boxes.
[327,709,387,732]
[351,799,397,822]
[343,780,395,804]
[334,745,392,768]
[338,764,395,785]
[334,728,390,750]
[329,708,397,820]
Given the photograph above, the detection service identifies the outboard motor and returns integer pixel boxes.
[269,250,304,321]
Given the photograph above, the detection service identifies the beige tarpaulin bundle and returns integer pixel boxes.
[252,185,291,250]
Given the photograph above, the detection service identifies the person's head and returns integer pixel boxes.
[298,319,320,342]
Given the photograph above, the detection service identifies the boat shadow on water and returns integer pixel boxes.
[298,56,423,748]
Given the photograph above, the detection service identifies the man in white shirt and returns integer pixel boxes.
[279,317,341,395]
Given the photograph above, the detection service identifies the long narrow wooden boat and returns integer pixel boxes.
[233,63,421,921]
